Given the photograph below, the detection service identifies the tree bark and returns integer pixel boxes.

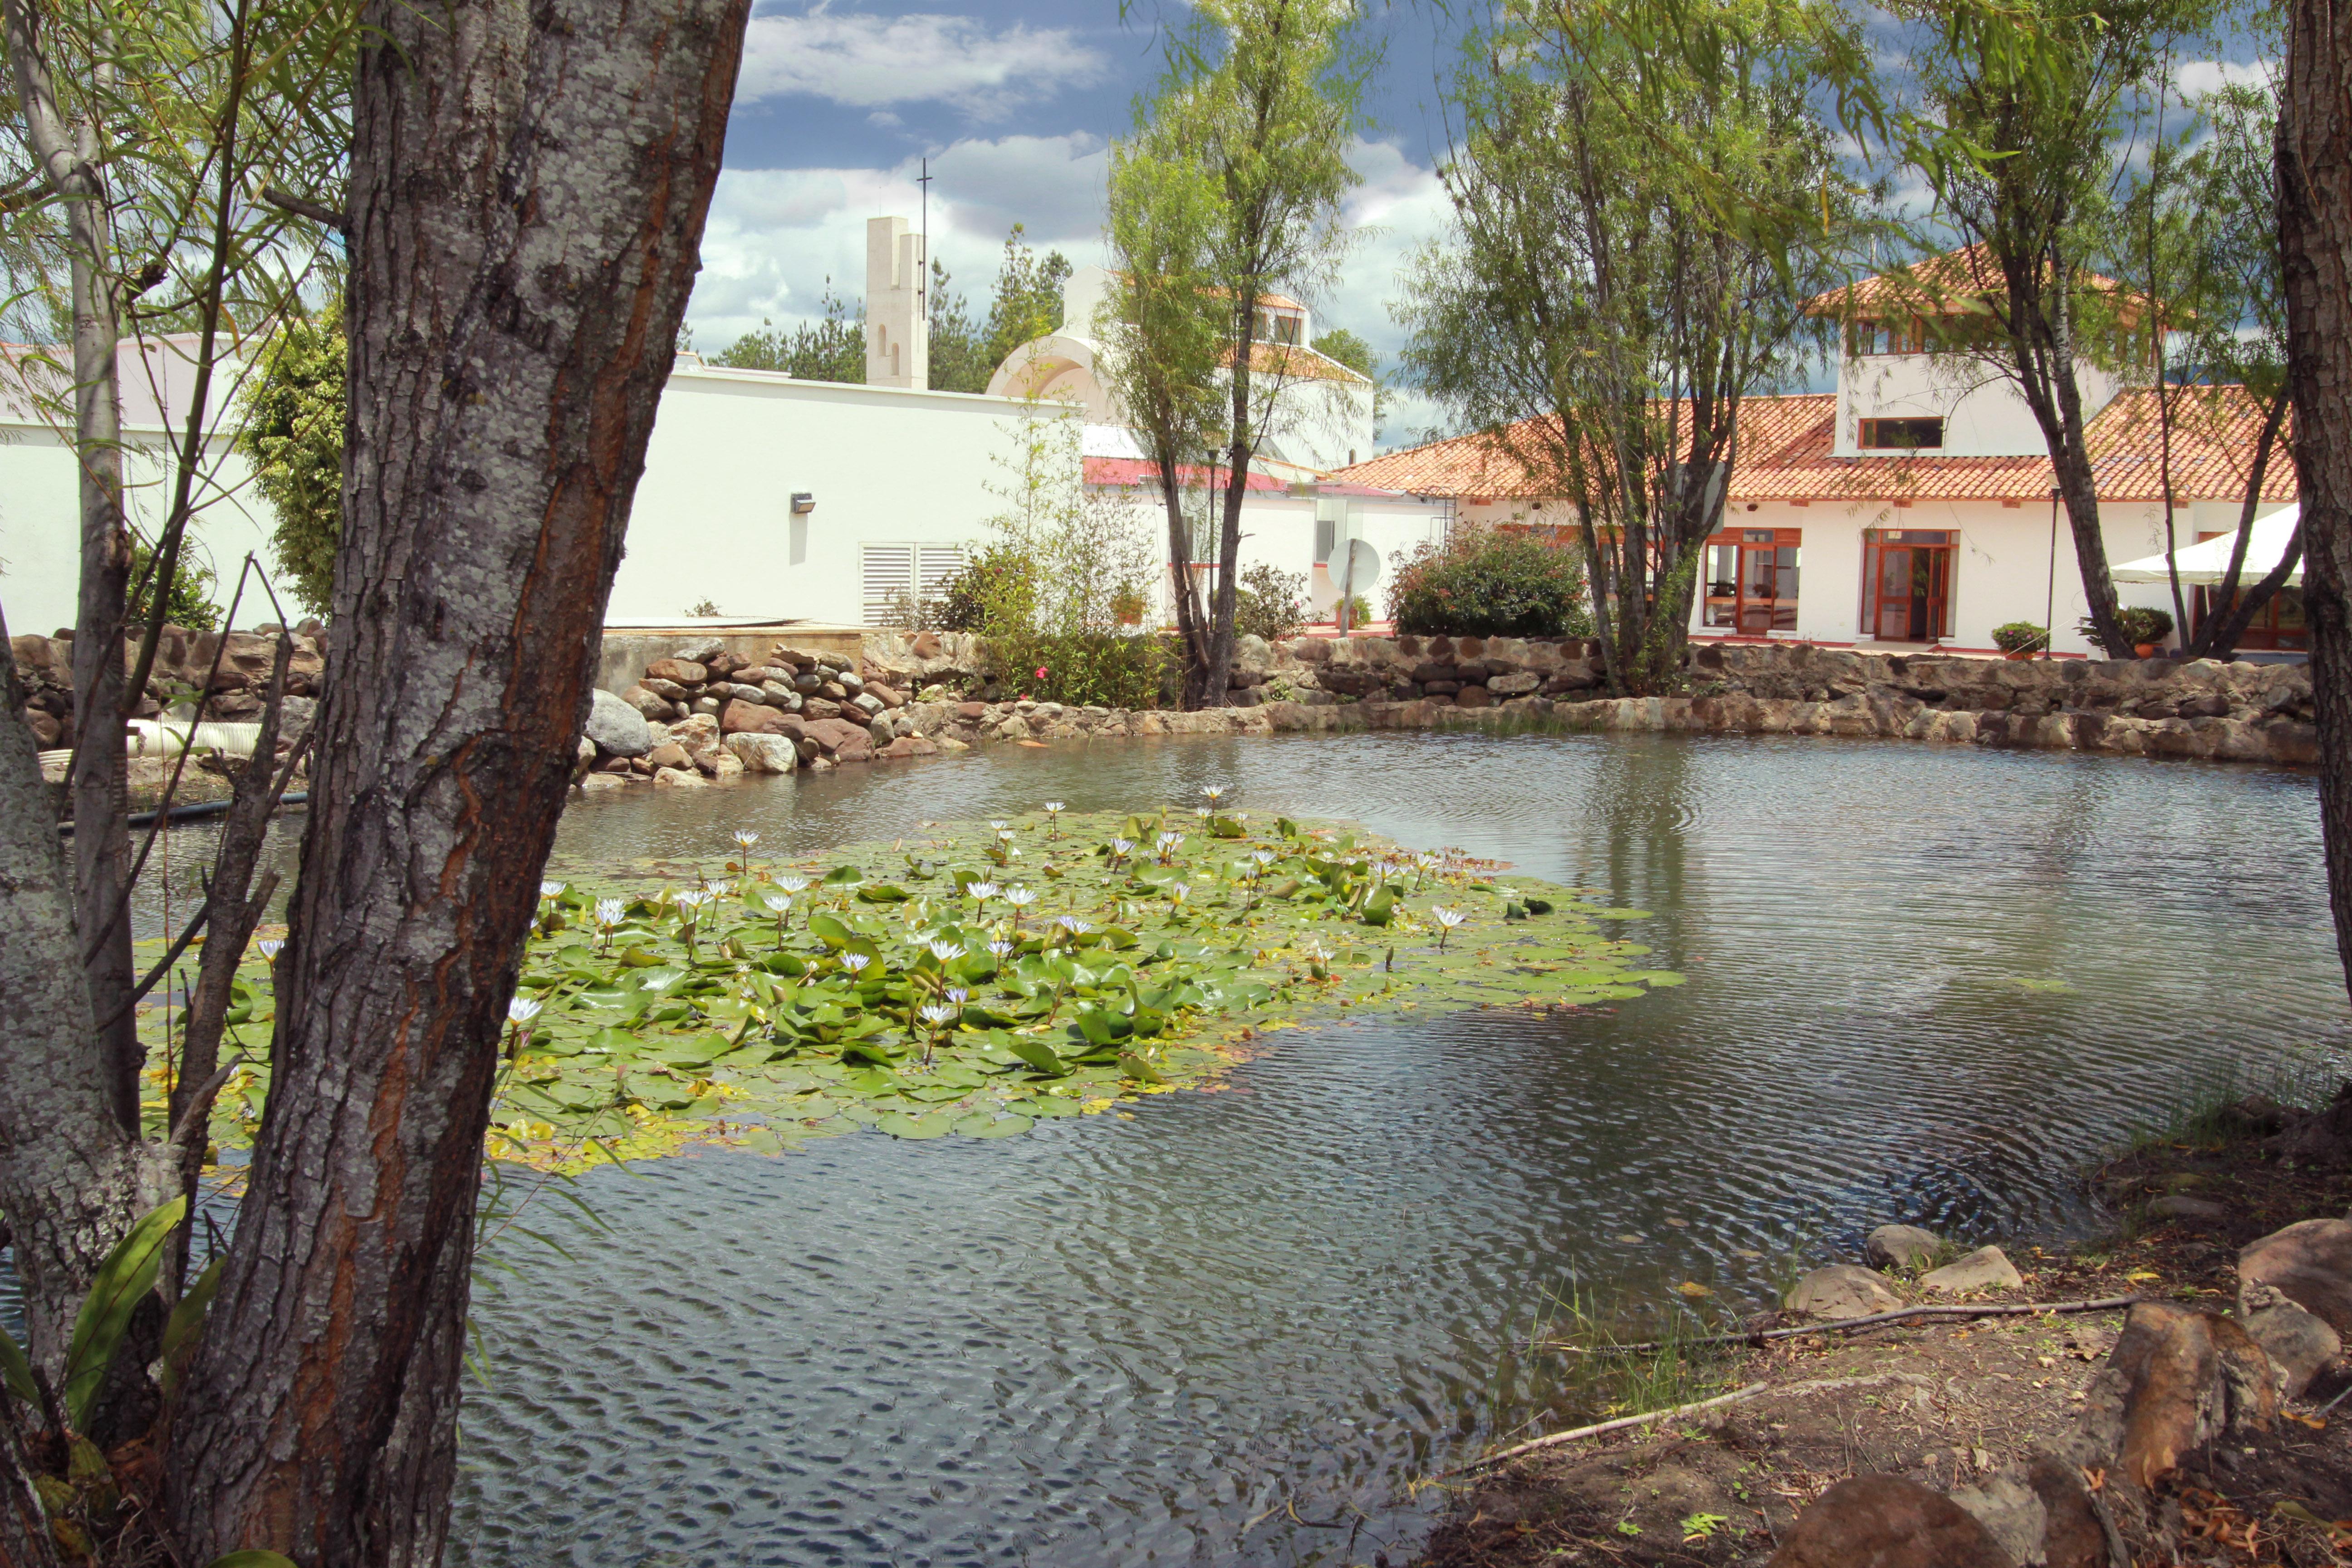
[3,0,141,1137]
[0,598,146,1391]
[161,0,750,1559]
[2279,0,2352,1000]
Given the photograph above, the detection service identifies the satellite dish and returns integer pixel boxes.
[1334,539,1382,633]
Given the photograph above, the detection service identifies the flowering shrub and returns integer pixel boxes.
[1389,528,1592,638]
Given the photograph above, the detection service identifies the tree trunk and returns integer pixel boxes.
[0,599,146,1389]
[2279,0,2352,1001]
[161,0,750,1558]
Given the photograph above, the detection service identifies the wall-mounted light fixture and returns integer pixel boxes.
[789,492,815,514]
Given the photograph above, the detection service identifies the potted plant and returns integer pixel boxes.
[1111,584,1147,627]
[2117,606,2174,658]
[1991,622,2048,660]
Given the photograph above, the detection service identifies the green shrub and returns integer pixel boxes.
[235,302,345,618]
[1990,621,2048,654]
[2119,606,2174,646]
[930,546,1025,632]
[1234,562,1307,642]
[1006,632,1172,709]
[1390,528,1592,638]
[127,536,220,632]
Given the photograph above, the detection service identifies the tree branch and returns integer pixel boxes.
[260,183,347,235]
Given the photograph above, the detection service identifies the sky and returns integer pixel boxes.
[684,0,1470,441]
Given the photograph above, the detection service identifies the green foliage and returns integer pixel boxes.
[714,281,863,381]
[1308,326,1391,426]
[2119,606,2174,646]
[139,811,1677,1168]
[1400,0,1853,693]
[63,1196,186,1431]
[128,534,220,631]
[1390,529,1594,639]
[1102,0,1373,703]
[956,399,1170,706]
[1991,621,2049,653]
[1234,561,1308,642]
[235,301,346,618]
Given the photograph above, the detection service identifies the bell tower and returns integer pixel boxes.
[864,216,927,389]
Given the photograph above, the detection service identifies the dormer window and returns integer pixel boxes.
[1851,316,1926,356]
[1858,416,1945,451]
[1254,307,1303,345]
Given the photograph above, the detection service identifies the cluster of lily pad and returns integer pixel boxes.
[138,794,1679,1169]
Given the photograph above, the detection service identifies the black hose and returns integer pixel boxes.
[56,791,309,835]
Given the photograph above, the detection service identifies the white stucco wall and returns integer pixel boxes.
[0,423,283,638]
[1836,351,2123,458]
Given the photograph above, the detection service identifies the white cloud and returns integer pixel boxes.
[685,135,1112,349]
[2173,57,2276,99]
[737,8,1107,120]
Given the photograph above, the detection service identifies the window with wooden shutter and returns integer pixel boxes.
[861,543,970,626]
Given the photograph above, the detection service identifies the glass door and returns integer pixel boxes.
[1862,530,1955,642]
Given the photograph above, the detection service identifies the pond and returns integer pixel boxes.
[150,730,2352,1565]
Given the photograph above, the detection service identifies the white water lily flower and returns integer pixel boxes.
[675,890,710,915]
[761,891,792,915]
[256,938,284,961]
[594,897,626,928]
[989,819,1009,831]
[920,1004,956,1027]
[967,881,1001,902]
[1044,801,1065,814]
[988,939,1015,960]
[1056,916,1093,935]
[774,874,810,895]
[946,987,969,1005]
[927,939,965,963]
[1171,883,1190,904]
[507,996,544,1025]
[1195,807,1211,821]
[839,952,872,974]
[1200,784,1225,803]
[539,881,565,901]
[1002,887,1037,908]
[1432,906,1466,928]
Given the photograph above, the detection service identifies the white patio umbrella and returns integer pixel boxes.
[2111,504,2301,587]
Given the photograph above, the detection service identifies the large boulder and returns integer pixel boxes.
[2088,1300,2278,1491]
[722,697,789,735]
[2239,1218,2352,1336]
[2241,1284,2342,1399]
[802,716,874,762]
[725,732,798,774]
[1866,1224,1945,1271]
[584,688,652,758]
[1784,1264,1903,1320]
[1767,1476,2012,1568]
[620,684,673,721]
[644,657,707,685]
[1919,1246,2024,1294]
[669,713,724,770]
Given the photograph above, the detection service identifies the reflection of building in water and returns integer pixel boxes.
[1329,245,2298,660]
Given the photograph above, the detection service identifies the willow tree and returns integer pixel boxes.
[1401,0,1852,696]
[1894,0,2220,657]
[1101,0,1370,708]
[0,0,751,1559]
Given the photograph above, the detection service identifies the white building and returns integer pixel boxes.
[1332,247,2299,658]
[0,220,1432,639]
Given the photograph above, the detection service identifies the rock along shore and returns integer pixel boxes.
[574,629,2318,784]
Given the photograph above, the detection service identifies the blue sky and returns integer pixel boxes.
[684,0,1467,432]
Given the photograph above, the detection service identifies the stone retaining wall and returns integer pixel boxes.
[577,629,2318,785]
[10,626,326,749]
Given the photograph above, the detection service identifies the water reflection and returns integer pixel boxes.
[246,731,2341,1567]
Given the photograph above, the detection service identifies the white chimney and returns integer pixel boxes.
[864,216,927,389]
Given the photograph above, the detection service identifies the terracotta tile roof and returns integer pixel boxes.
[1220,341,1367,382]
[1802,243,2134,319]
[1084,456,1289,492]
[1325,383,2293,506]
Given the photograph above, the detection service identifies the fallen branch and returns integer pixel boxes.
[1553,1294,2145,1356]
[1451,1383,1769,1473]
[1450,1371,1931,1475]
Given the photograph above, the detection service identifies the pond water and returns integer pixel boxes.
[159,731,2352,1566]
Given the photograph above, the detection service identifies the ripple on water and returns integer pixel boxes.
[274,731,2344,1566]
